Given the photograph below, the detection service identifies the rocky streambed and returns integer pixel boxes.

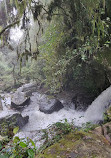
[1,83,111,149]
[0,83,90,148]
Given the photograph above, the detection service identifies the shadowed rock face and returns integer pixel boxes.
[11,97,30,110]
[72,93,95,111]
[0,113,29,136]
[39,99,64,114]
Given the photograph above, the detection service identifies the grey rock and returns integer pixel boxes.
[11,92,30,110]
[72,93,95,111]
[21,83,37,96]
[39,98,64,114]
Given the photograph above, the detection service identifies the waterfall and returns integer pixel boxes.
[85,86,111,123]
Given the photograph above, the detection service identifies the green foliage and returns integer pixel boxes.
[36,0,111,93]
[103,106,111,123]
[10,127,36,158]
[82,122,98,132]
[1,0,111,94]
[39,119,74,152]
[0,120,16,137]
[103,112,110,123]
[39,20,67,93]
[13,127,19,135]
[0,127,37,158]
[54,119,73,135]
[0,136,10,158]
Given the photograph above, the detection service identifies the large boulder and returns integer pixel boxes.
[0,113,29,136]
[37,131,111,158]
[11,92,30,110]
[39,98,64,114]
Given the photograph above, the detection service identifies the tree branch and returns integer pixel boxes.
[0,20,20,37]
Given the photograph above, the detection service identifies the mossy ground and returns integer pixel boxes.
[36,131,111,158]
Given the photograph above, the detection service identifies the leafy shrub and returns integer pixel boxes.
[0,127,36,158]
[53,119,74,135]
[39,119,74,152]
[82,122,98,132]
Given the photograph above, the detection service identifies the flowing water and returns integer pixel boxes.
[0,85,111,148]
[1,86,111,132]
[85,86,111,122]
[0,90,85,147]
[0,91,85,129]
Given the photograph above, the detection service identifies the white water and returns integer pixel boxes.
[21,86,111,131]
[85,86,111,122]
[0,92,85,128]
[21,92,85,131]
[1,86,111,130]
[0,91,85,147]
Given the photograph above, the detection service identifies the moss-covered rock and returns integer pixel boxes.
[0,113,29,137]
[94,122,111,144]
[37,131,111,158]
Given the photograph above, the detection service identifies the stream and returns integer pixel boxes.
[0,85,111,147]
[0,89,85,147]
[0,91,85,130]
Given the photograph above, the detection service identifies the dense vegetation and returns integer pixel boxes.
[0,0,111,94]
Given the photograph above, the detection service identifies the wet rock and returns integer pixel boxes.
[39,99,64,114]
[0,113,29,136]
[57,90,95,111]
[11,92,30,110]
[72,93,95,111]
[21,83,37,97]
